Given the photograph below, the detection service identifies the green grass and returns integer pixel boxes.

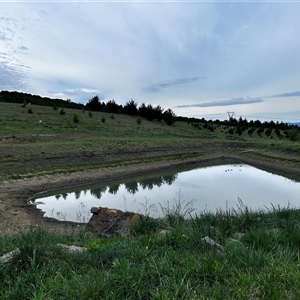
[1,102,300,298]
[0,102,293,141]
[0,101,299,181]
[1,202,300,299]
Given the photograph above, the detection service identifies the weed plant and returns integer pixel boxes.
[73,114,79,123]
[1,200,300,299]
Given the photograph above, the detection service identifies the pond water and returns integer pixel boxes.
[31,163,300,223]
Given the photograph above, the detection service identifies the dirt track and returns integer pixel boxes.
[1,151,300,234]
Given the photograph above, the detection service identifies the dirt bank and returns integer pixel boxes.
[1,152,300,234]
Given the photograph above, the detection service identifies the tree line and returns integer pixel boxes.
[86,96,176,125]
[1,90,298,130]
[0,91,176,125]
[0,90,84,110]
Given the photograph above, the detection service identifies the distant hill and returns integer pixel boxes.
[0,90,83,110]
[288,122,300,127]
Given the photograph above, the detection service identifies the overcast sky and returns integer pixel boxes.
[1,1,300,121]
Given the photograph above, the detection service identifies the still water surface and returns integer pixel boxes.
[32,163,300,223]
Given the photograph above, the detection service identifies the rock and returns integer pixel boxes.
[0,248,20,265]
[201,236,225,252]
[91,207,100,214]
[159,229,171,235]
[86,207,142,236]
[57,244,87,253]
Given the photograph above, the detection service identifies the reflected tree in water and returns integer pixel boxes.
[74,190,81,199]
[155,176,164,187]
[138,174,177,190]
[62,193,68,200]
[90,186,107,199]
[125,181,139,194]
[108,184,120,195]
[55,194,61,200]
[139,178,155,190]
[162,174,178,185]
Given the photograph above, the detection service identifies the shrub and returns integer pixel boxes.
[236,128,242,136]
[59,108,66,115]
[163,108,176,125]
[53,104,58,110]
[228,128,234,135]
[257,127,264,136]
[27,107,33,114]
[136,117,142,125]
[110,114,115,119]
[288,128,300,143]
[88,110,92,117]
[275,128,282,138]
[265,128,272,137]
[73,113,79,123]
[101,116,106,123]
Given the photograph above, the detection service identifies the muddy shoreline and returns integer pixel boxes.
[1,152,300,234]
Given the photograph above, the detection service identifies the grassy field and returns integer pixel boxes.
[1,101,300,299]
[1,101,299,181]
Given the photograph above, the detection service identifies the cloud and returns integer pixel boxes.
[63,88,100,96]
[175,97,264,108]
[18,46,28,51]
[143,76,205,93]
[48,87,108,103]
[0,61,29,91]
[271,91,300,98]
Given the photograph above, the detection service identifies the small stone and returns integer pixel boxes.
[201,236,225,252]
[57,244,87,253]
[159,229,170,235]
[91,207,100,214]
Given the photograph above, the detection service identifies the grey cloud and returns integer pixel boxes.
[0,29,12,41]
[0,32,6,41]
[143,76,206,93]
[19,46,28,51]
[271,91,300,98]
[176,97,264,108]
[0,61,29,90]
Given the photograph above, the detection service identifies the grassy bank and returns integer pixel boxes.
[1,200,300,299]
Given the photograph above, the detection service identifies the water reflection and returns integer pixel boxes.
[32,163,300,223]
[86,173,178,198]
[108,184,120,195]
[90,186,107,200]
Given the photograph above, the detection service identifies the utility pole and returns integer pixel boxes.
[227,111,234,120]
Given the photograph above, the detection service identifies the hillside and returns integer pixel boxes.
[0,100,299,181]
